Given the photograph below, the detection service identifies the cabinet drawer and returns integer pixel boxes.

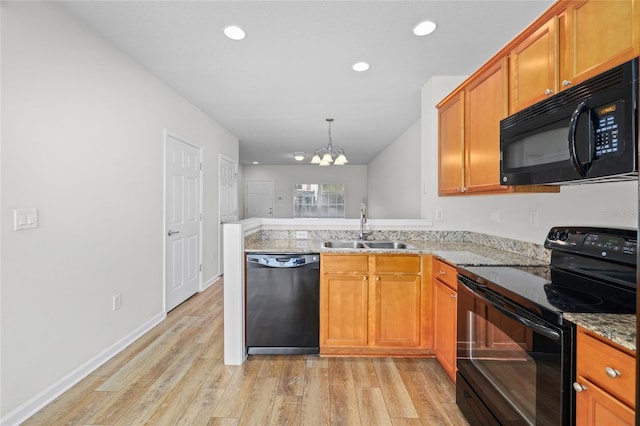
[372,255,421,273]
[433,258,457,290]
[577,329,636,409]
[321,254,369,274]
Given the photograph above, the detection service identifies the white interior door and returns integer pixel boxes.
[165,133,202,311]
[219,156,238,275]
[246,180,274,218]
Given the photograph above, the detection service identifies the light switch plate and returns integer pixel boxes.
[14,208,38,230]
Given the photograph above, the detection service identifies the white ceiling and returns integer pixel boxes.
[60,0,553,165]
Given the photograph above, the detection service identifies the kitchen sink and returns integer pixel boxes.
[363,241,415,249]
[321,240,416,250]
[322,241,367,249]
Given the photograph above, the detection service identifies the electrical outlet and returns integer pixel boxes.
[529,211,540,228]
[113,294,121,311]
[295,231,308,239]
[435,209,444,221]
[490,209,501,223]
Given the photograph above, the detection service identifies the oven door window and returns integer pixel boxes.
[459,300,565,425]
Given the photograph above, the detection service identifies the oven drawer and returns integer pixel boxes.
[576,327,636,409]
[433,258,457,289]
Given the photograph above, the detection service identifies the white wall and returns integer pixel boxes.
[367,121,421,219]
[241,164,368,218]
[1,1,238,420]
[419,76,638,243]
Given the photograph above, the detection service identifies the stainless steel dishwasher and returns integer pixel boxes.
[245,253,320,355]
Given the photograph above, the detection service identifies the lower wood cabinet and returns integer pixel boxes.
[433,278,457,381]
[432,258,458,382]
[320,253,431,356]
[574,326,636,426]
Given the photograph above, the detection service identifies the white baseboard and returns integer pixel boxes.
[201,274,221,291]
[0,312,166,426]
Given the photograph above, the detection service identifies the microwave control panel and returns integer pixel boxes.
[593,101,623,157]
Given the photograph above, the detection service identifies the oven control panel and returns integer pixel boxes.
[545,226,637,263]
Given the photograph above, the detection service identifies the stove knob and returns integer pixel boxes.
[559,231,570,241]
[547,230,559,240]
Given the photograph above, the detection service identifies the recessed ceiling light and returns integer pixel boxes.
[352,62,370,72]
[224,25,246,41]
[413,20,437,36]
[252,161,259,165]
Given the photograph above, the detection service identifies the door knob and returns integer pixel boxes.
[168,229,180,236]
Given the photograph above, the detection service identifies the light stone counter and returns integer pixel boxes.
[563,313,636,352]
[244,239,548,266]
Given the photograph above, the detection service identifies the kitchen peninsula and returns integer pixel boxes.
[222,218,636,366]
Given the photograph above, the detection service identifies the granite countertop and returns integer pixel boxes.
[244,237,636,353]
[564,313,636,352]
[244,239,547,266]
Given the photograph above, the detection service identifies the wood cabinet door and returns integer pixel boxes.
[465,59,509,193]
[563,0,640,86]
[371,274,421,348]
[509,17,557,113]
[575,377,635,426]
[320,274,369,348]
[438,92,465,195]
[434,279,457,382]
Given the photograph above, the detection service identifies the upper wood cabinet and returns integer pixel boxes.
[464,59,509,193]
[509,17,557,112]
[438,59,558,195]
[438,92,465,194]
[562,0,640,87]
[509,0,640,113]
[437,0,638,195]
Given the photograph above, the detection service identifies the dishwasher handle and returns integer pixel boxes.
[247,254,320,268]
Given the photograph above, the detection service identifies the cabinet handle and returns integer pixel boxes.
[363,276,368,281]
[562,79,572,87]
[573,382,587,393]
[544,88,554,95]
[439,271,446,276]
[376,276,380,281]
[605,367,621,378]
[451,294,457,299]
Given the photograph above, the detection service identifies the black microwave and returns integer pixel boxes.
[500,57,638,185]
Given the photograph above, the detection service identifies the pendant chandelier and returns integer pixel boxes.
[310,118,348,166]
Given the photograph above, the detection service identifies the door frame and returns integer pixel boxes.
[163,129,204,312]
[218,154,238,276]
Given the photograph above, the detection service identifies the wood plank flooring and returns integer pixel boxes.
[22,280,469,425]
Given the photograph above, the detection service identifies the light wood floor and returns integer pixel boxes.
[23,279,469,425]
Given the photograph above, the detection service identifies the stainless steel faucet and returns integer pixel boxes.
[359,203,368,240]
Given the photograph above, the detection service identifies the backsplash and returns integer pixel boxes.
[245,228,550,262]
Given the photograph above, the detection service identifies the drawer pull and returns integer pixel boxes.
[439,271,446,276]
[573,382,587,393]
[605,366,621,378]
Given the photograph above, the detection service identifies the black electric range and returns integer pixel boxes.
[455,226,637,426]
[460,226,637,325]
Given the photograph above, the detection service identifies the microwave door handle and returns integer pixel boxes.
[568,100,590,176]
